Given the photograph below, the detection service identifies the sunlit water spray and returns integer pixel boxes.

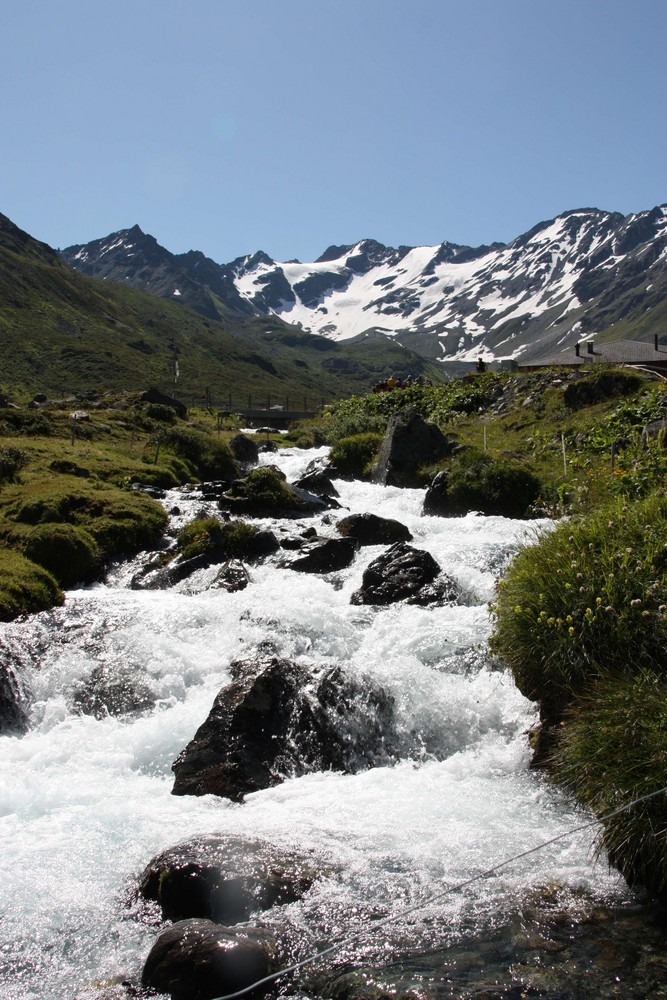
[0,447,628,999]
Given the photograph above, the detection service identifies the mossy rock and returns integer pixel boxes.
[23,523,101,587]
[0,548,63,621]
[163,427,238,481]
[425,450,542,518]
[5,482,168,562]
[176,517,277,562]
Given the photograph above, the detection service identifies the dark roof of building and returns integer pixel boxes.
[519,338,667,369]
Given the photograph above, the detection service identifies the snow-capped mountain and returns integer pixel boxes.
[62,204,667,363]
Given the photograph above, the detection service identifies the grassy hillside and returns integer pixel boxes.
[0,213,444,405]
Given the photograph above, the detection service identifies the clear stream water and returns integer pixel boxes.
[0,447,631,999]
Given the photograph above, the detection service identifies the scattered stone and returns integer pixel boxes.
[351,542,461,606]
[171,658,396,800]
[142,919,279,1000]
[137,834,322,923]
[336,512,412,546]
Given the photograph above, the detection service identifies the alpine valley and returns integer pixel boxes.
[62,203,667,365]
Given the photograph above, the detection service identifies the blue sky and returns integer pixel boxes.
[2,0,665,263]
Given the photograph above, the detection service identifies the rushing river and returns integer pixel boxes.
[0,446,631,999]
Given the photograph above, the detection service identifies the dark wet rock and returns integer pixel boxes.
[0,642,31,735]
[171,658,396,800]
[210,559,250,592]
[137,834,322,923]
[422,470,452,516]
[229,433,259,468]
[133,531,278,590]
[256,439,278,453]
[140,387,187,419]
[372,408,458,487]
[283,535,359,573]
[72,665,155,719]
[336,512,412,546]
[351,542,461,606]
[142,918,279,1000]
[198,480,236,500]
[294,471,340,497]
[130,483,167,499]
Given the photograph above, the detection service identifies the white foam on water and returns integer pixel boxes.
[0,448,627,998]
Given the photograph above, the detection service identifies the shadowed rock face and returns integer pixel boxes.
[372,409,457,487]
[0,643,30,735]
[171,657,396,801]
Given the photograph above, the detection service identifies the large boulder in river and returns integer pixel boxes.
[220,466,330,516]
[171,658,396,801]
[138,835,322,923]
[372,408,457,487]
[336,512,412,546]
[142,919,279,1000]
[351,542,461,607]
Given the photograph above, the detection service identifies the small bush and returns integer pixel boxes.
[443,450,542,518]
[177,517,273,561]
[330,432,384,478]
[0,447,29,485]
[0,548,64,621]
[553,670,667,896]
[163,428,238,481]
[490,490,667,715]
[145,403,177,423]
[23,524,100,587]
[238,466,297,509]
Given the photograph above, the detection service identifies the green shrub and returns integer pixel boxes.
[177,517,270,561]
[163,427,238,481]
[443,450,542,518]
[490,491,667,715]
[0,548,64,621]
[330,432,384,478]
[0,447,29,485]
[553,670,667,896]
[23,523,100,587]
[145,403,177,423]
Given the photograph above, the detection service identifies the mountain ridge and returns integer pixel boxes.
[61,203,667,364]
